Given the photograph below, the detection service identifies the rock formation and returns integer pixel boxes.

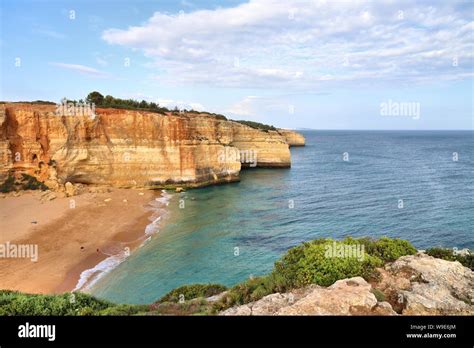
[220,277,397,315]
[378,253,473,315]
[278,129,306,147]
[220,253,473,315]
[0,103,305,189]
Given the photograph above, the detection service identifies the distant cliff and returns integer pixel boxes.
[0,103,305,189]
[278,129,306,147]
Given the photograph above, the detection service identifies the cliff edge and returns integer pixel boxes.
[278,129,306,147]
[0,103,305,189]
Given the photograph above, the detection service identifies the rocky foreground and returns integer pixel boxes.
[220,253,474,316]
[0,238,472,316]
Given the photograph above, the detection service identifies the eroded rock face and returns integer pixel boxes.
[231,123,291,168]
[0,103,303,188]
[278,129,306,147]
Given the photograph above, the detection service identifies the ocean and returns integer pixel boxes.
[90,130,474,304]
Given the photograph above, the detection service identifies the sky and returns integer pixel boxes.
[0,0,473,130]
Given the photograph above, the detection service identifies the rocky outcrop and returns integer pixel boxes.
[231,123,291,168]
[0,103,304,188]
[220,277,397,316]
[278,129,306,147]
[219,254,473,316]
[378,253,474,315]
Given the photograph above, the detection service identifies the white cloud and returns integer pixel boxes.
[50,62,109,78]
[226,96,260,116]
[157,98,205,111]
[102,0,474,89]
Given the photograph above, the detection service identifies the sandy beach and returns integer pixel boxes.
[0,188,158,294]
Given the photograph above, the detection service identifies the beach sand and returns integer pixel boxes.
[0,188,157,294]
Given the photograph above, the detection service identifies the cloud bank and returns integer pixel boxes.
[102,0,473,89]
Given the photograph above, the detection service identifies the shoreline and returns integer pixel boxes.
[0,188,169,295]
[69,190,172,294]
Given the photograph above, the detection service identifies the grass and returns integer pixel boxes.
[157,284,227,303]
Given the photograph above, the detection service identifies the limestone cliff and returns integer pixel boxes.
[278,129,306,147]
[0,103,304,188]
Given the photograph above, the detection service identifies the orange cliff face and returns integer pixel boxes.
[0,103,305,189]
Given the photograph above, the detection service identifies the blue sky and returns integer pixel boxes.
[1,0,472,130]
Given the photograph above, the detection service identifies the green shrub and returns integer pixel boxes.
[212,276,276,311]
[158,284,227,303]
[0,291,114,316]
[214,237,418,312]
[0,176,15,193]
[20,174,48,191]
[272,238,383,289]
[234,120,276,131]
[98,304,149,316]
[360,237,417,262]
[0,174,49,193]
[426,247,473,270]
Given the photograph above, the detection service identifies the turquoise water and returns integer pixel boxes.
[91,130,474,304]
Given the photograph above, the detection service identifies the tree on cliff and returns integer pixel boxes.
[86,91,104,106]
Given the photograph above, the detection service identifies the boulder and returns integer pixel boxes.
[380,253,474,315]
[65,182,76,197]
[220,277,397,316]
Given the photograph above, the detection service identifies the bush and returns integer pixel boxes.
[0,174,48,193]
[426,247,473,270]
[212,275,276,311]
[158,284,227,303]
[234,120,276,131]
[358,237,417,263]
[272,238,383,289]
[98,304,149,316]
[0,291,115,316]
[0,176,15,193]
[214,237,418,312]
[0,291,153,316]
[20,174,48,191]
